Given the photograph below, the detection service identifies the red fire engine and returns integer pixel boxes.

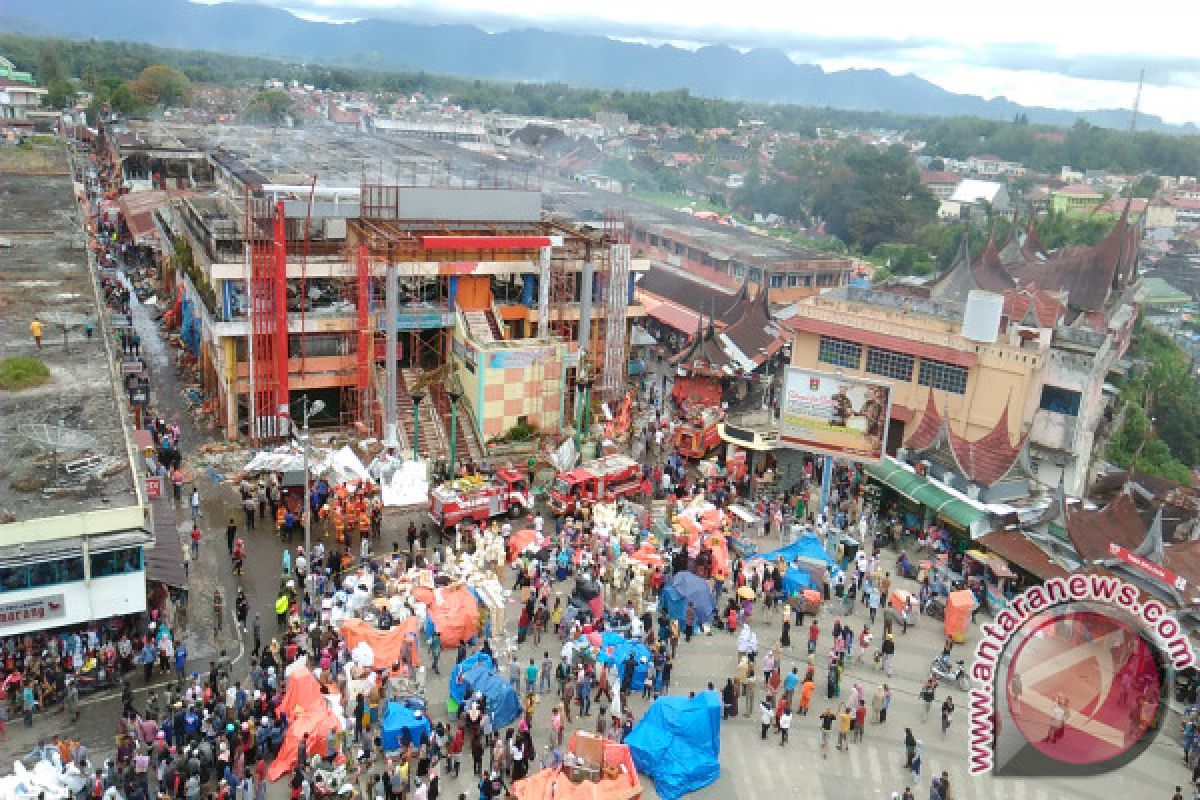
[548,454,642,515]
[429,467,532,527]
[674,408,722,460]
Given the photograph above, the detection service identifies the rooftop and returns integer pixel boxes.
[0,146,140,524]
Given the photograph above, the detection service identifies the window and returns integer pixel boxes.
[865,347,914,381]
[90,547,143,579]
[817,336,862,369]
[918,358,968,394]
[787,275,799,287]
[0,556,85,593]
[770,274,784,289]
[1039,385,1082,416]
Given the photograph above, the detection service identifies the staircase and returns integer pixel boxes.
[463,311,496,343]
[396,368,448,461]
[431,382,485,465]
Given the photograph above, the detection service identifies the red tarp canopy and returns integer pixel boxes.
[269,667,343,781]
[513,734,641,800]
[339,617,421,669]
[425,585,480,648]
[508,529,545,562]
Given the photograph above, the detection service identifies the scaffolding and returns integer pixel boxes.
[354,243,374,435]
[244,195,290,441]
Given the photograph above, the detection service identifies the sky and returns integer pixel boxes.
[219,0,1200,124]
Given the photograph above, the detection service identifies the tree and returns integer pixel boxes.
[1127,174,1160,198]
[129,64,192,107]
[36,41,65,85]
[44,78,76,109]
[243,89,293,124]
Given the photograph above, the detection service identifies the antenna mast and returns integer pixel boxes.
[1130,67,1145,137]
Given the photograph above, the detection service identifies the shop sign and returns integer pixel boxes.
[1108,542,1186,591]
[487,346,554,370]
[145,477,162,498]
[121,360,144,375]
[778,367,892,462]
[0,595,66,628]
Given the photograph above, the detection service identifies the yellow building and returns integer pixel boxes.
[788,288,1044,451]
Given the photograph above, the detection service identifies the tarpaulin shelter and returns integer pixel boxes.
[630,544,665,568]
[276,667,330,722]
[944,589,976,642]
[508,529,544,562]
[757,533,835,566]
[625,691,721,800]
[449,653,521,730]
[781,566,817,596]
[269,667,344,781]
[585,633,652,688]
[661,571,715,625]
[889,588,915,614]
[338,617,421,669]
[426,584,480,647]
[380,701,432,750]
[513,733,642,800]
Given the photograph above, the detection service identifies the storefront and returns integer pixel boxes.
[863,456,991,541]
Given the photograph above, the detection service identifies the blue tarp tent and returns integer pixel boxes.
[781,566,816,596]
[582,632,653,687]
[448,652,521,729]
[380,702,432,750]
[758,532,835,566]
[625,691,721,800]
[661,571,716,625]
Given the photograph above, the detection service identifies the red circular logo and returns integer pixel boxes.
[1005,610,1162,765]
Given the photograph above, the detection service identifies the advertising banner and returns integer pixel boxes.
[778,367,891,461]
[0,595,66,628]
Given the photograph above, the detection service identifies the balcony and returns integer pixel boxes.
[719,409,781,451]
[1029,410,1077,453]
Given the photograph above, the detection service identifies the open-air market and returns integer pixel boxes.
[3,69,1200,800]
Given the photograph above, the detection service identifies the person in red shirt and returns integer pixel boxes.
[808,622,820,655]
[853,701,868,742]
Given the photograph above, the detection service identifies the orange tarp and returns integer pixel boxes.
[268,701,341,781]
[944,589,976,640]
[426,585,480,647]
[269,666,344,781]
[630,545,664,568]
[708,537,730,581]
[514,734,642,800]
[508,529,544,562]
[889,588,914,613]
[339,617,421,669]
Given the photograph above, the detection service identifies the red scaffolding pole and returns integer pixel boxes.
[246,196,290,440]
[355,243,374,432]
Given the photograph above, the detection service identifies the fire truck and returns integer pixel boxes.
[549,454,642,515]
[674,408,722,460]
[429,467,532,528]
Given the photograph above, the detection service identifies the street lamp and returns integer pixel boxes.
[447,389,462,478]
[410,392,425,462]
[297,395,325,557]
[574,367,594,457]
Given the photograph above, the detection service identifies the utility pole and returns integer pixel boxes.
[297,395,324,557]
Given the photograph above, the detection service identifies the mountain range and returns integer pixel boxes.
[0,0,1188,133]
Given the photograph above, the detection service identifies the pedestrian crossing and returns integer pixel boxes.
[693,714,1180,800]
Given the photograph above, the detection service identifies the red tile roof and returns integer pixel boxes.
[1003,285,1066,328]
[1065,492,1147,562]
[920,170,959,185]
[905,390,944,451]
[947,400,1026,487]
[977,530,1068,581]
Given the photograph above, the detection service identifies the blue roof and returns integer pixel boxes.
[625,691,722,800]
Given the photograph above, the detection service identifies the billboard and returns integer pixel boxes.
[778,367,892,462]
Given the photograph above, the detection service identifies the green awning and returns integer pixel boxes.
[864,458,987,532]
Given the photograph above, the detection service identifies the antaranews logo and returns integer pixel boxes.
[969,574,1194,777]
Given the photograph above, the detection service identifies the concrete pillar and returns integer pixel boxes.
[537,246,551,338]
[579,260,594,355]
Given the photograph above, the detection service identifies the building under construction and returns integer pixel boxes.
[137,139,647,462]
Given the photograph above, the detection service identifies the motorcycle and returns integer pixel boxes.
[312,764,354,797]
[930,657,970,691]
[925,596,946,620]
[75,659,117,695]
